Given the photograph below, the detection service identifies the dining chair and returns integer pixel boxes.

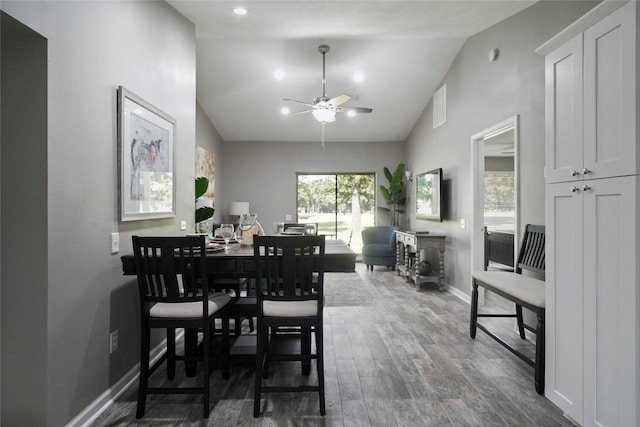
[132,235,232,418]
[283,222,318,235]
[252,235,326,417]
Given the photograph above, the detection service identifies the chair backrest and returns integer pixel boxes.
[362,226,398,245]
[283,223,318,235]
[253,235,325,304]
[483,226,515,270]
[515,224,545,279]
[132,235,209,314]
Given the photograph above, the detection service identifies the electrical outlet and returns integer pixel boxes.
[109,330,119,354]
[180,220,187,231]
[110,232,119,254]
[285,214,293,221]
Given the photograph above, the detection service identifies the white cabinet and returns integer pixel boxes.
[539,1,639,426]
[546,177,638,426]
[545,182,584,422]
[544,1,637,184]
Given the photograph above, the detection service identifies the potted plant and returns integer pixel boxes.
[378,163,407,227]
[195,176,214,232]
[409,259,432,278]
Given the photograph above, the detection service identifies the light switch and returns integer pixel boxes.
[111,232,119,254]
[460,219,466,229]
[180,220,187,230]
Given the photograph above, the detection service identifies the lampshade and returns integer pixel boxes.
[312,108,336,123]
[229,201,250,216]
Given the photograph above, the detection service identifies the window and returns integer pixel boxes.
[296,173,375,253]
[483,171,515,232]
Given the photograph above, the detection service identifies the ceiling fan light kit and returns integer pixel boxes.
[283,44,373,124]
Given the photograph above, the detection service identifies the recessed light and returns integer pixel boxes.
[352,71,364,83]
[347,110,357,118]
[280,107,290,115]
[273,69,285,80]
[233,7,248,16]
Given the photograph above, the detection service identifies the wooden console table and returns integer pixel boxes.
[395,231,446,291]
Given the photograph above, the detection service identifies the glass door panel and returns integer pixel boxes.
[297,173,375,254]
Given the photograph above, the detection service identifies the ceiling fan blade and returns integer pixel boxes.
[283,98,314,107]
[284,109,312,116]
[337,106,373,114]
[329,94,351,106]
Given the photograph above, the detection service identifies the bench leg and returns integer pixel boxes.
[515,304,526,339]
[470,282,479,339]
[535,310,545,394]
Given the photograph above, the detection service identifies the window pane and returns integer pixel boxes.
[297,173,375,254]
[484,172,515,232]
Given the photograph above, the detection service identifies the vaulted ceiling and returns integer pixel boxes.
[167,1,536,144]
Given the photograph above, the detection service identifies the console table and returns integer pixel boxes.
[395,231,446,291]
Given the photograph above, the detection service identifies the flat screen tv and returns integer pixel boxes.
[416,168,443,222]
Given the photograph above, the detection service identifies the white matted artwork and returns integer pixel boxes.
[118,86,176,221]
[195,146,215,200]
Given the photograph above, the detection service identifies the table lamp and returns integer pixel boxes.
[229,201,250,220]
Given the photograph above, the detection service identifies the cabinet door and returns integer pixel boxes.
[545,182,584,423]
[582,176,638,427]
[545,34,583,184]
[583,2,637,180]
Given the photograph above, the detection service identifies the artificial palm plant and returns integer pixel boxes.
[195,176,214,226]
[379,163,406,227]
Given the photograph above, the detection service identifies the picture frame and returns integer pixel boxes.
[117,86,176,221]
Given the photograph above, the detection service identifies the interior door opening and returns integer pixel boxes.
[470,116,520,280]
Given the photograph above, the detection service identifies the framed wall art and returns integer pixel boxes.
[117,86,176,221]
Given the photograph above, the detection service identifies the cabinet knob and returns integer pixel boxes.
[571,170,579,177]
[582,168,591,176]
[582,185,591,192]
[571,186,581,193]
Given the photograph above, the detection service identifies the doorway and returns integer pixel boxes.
[470,116,519,278]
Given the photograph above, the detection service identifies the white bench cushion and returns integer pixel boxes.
[472,271,545,308]
[263,300,317,317]
[150,292,231,318]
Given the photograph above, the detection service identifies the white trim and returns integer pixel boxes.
[65,331,183,427]
[446,283,471,305]
[470,115,519,305]
[535,0,628,55]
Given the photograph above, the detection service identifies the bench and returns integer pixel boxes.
[470,224,545,394]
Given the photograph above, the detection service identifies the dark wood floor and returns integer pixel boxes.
[91,263,575,426]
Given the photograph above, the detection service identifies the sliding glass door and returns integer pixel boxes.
[296,173,375,254]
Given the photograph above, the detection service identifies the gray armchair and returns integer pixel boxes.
[361,226,398,271]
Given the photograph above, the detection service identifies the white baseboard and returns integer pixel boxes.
[446,282,471,304]
[65,331,182,427]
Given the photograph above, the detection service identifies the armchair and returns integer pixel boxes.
[361,226,398,271]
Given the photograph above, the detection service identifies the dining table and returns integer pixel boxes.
[121,237,356,377]
[120,237,356,277]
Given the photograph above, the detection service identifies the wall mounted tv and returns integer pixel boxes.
[416,168,443,222]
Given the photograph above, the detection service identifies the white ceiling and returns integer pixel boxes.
[167,1,537,144]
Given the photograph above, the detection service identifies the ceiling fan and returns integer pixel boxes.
[283,44,373,123]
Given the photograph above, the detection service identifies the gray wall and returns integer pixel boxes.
[485,156,515,172]
[403,0,597,295]
[222,140,405,228]
[1,12,48,425]
[0,1,196,425]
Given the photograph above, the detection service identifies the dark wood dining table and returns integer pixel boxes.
[120,238,356,277]
[121,237,356,377]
